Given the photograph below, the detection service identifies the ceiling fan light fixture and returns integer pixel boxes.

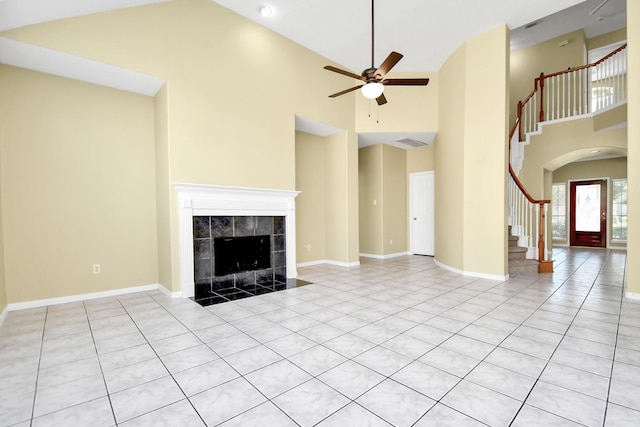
[361,82,384,99]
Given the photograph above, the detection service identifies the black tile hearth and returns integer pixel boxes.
[193,278,312,307]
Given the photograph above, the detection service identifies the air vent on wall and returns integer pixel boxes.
[395,137,427,148]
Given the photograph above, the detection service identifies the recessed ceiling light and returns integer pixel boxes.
[259,5,273,17]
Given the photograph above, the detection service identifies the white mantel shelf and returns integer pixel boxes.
[173,183,301,298]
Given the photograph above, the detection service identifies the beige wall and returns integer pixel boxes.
[0,150,6,312]
[462,25,509,276]
[627,1,640,294]
[552,157,627,247]
[407,145,436,174]
[295,131,327,263]
[355,73,439,133]
[358,144,409,257]
[154,84,174,291]
[587,29,627,51]
[382,145,408,255]
[436,25,509,277]
[324,131,359,264]
[358,145,383,255]
[553,157,627,182]
[294,130,359,266]
[510,30,586,123]
[0,66,158,303]
[436,44,466,271]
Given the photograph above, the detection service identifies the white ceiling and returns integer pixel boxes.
[0,0,627,148]
[0,0,627,73]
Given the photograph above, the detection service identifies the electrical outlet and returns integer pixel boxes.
[389,239,393,245]
[304,244,311,251]
[92,264,101,274]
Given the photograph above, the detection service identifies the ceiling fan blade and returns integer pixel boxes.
[376,93,387,105]
[324,66,366,81]
[375,51,403,79]
[328,85,362,98]
[383,78,430,86]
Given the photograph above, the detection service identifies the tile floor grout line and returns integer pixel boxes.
[601,256,627,424]
[28,306,48,427]
[81,299,119,427]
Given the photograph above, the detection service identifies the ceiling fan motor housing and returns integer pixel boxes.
[362,67,380,80]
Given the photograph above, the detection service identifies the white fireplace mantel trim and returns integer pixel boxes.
[173,183,301,298]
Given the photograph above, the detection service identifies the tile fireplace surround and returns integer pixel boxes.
[193,215,312,306]
[173,183,300,301]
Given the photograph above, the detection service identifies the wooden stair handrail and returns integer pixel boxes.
[509,165,550,205]
[543,43,627,79]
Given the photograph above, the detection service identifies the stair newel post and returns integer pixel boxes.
[538,73,545,123]
[538,201,554,273]
[537,202,545,263]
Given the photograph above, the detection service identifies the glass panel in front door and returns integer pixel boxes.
[575,184,601,232]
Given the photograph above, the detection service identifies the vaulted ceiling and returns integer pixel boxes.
[0,0,627,148]
[0,0,627,74]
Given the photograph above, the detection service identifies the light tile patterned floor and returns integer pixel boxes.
[1,248,639,426]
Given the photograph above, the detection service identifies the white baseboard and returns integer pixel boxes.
[625,292,640,302]
[0,305,8,328]
[156,284,182,299]
[297,259,360,268]
[434,258,508,282]
[297,260,327,268]
[360,252,410,260]
[5,283,164,312]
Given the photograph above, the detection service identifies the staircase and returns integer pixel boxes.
[507,43,627,277]
[508,226,539,276]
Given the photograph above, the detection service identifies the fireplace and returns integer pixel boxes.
[193,215,296,305]
[173,183,302,301]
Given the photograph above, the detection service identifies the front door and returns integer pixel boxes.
[410,172,435,256]
[570,179,607,247]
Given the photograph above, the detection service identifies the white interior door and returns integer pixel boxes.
[410,171,434,256]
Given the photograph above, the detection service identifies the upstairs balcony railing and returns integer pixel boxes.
[517,43,627,141]
[508,43,627,274]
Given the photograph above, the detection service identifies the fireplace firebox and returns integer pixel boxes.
[214,235,271,276]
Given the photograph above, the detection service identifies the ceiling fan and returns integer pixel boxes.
[324,0,429,105]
